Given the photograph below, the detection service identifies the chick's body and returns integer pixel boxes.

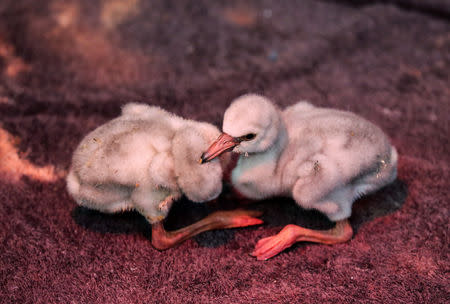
[227,97,397,222]
[67,103,223,223]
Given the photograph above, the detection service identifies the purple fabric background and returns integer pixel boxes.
[1,1,448,303]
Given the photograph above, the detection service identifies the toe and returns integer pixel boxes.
[229,215,263,228]
[251,230,297,260]
[252,236,274,253]
[251,236,276,257]
[254,239,286,261]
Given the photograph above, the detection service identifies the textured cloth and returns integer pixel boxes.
[0,1,449,303]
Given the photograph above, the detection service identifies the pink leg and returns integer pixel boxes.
[151,209,263,250]
[250,220,353,261]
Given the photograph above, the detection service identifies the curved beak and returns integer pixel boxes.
[199,133,239,164]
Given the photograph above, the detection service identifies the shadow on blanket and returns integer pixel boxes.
[71,179,407,248]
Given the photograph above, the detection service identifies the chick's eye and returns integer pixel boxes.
[242,133,256,141]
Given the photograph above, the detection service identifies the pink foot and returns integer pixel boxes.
[250,221,353,260]
[250,225,298,261]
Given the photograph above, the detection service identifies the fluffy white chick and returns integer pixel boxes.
[67,103,262,250]
[201,94,397,260]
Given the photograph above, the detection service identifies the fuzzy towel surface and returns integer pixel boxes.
[1,1,448,303]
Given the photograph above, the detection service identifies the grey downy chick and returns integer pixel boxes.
[67,103,262,250]
[201,94,397,260]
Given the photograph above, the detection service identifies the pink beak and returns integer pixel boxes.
[199,133,239,164]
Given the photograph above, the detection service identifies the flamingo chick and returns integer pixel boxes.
[201,94,397,260]
[67,103,262,250]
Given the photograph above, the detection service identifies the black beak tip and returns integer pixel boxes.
[199,153,206,164]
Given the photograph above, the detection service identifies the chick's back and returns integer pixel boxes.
[71,110,178,188]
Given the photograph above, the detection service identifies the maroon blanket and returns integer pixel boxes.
[1,1,448,303]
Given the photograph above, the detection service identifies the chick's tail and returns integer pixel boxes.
[66,169,81,197]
